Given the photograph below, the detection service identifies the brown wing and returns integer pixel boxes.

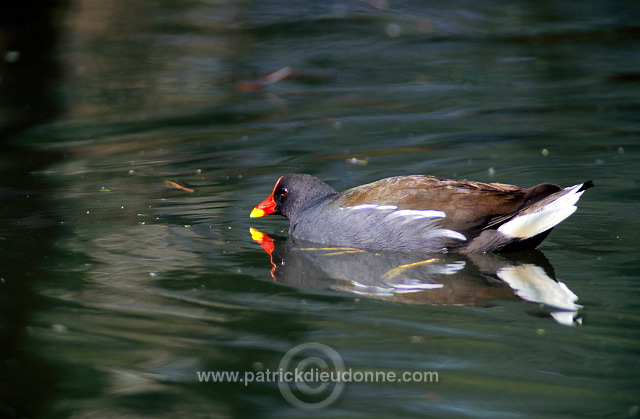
[338,175,559,235]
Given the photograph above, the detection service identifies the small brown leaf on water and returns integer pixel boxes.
[164,180,195,193]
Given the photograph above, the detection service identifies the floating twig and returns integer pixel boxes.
[164,180,195,193]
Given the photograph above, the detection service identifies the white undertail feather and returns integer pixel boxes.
[498,183,586,239]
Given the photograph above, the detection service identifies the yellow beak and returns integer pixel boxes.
[250,207,266,218]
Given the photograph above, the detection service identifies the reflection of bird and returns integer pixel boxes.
[249,229,581,326]
[251,174,592,253]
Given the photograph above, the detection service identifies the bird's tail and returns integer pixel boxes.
[497,181,593,239]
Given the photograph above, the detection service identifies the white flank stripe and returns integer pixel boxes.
[386,209,446,220]
[440,229,467,241]
[345,204,382,210]
[498,183,586,239]
[342,205,444,220]
[339,204,466,242]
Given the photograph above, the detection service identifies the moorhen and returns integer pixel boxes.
[250,174,592,253]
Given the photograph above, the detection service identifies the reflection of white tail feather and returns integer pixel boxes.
[497,264,580,325]
[498,183,585,239]
[551,311,582,326]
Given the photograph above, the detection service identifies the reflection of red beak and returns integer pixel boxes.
[249,228,278,280]
[249,228,275,255]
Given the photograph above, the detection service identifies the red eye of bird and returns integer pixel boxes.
[280,188,289,197]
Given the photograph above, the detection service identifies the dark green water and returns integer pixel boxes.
[1,1,639,418]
